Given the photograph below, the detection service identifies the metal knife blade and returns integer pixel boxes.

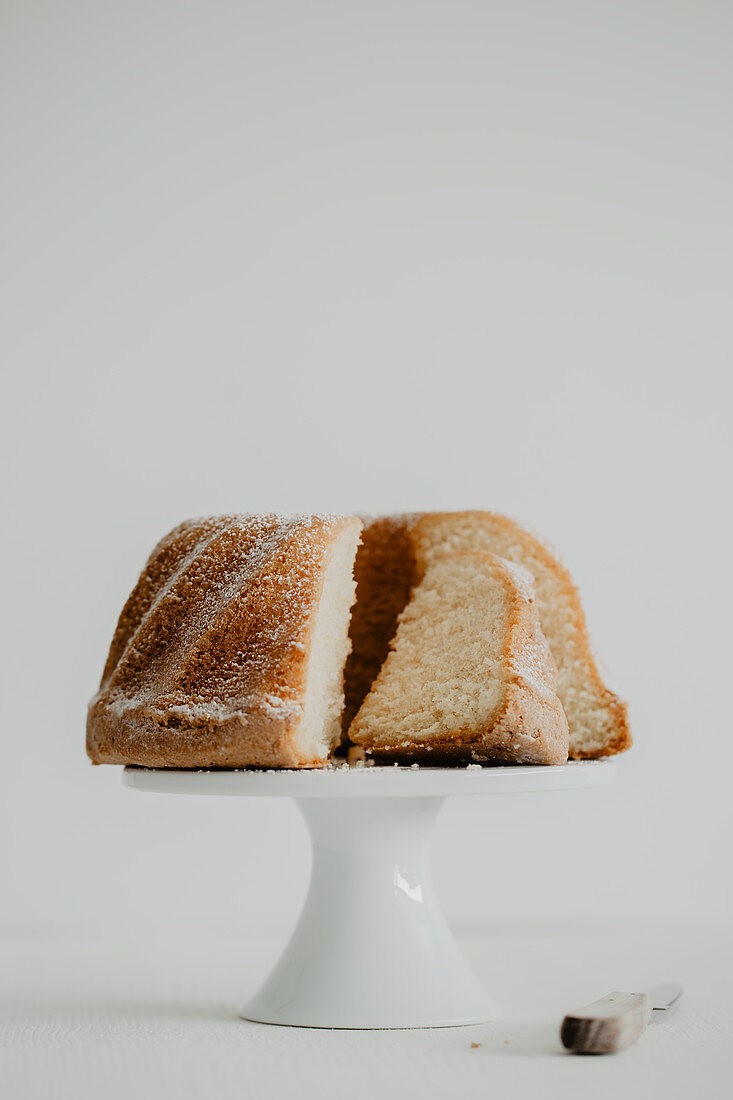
[646,983,683,1011]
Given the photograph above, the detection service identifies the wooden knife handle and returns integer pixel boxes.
[561,991,653,1054]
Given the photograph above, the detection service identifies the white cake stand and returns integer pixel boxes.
[124,759,616,1029]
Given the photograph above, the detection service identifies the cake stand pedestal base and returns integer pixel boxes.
[243,794,494,1028]
[124,760,616,1029]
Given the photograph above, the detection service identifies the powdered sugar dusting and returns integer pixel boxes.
[89,513,355,751]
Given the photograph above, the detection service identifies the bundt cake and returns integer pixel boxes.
[89,509,630,770]
[344,512,631,759]
[348,552,569,765]
[87,513,362,768]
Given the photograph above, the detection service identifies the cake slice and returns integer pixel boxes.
[344,512,631,759]
[87,513,362,768]
[348,551,569,765]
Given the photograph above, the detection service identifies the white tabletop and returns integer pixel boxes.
[2,919,730,1100]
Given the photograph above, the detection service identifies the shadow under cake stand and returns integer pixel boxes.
[124,759,616,1029]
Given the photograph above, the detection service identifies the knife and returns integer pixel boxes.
[561,983,682,1054]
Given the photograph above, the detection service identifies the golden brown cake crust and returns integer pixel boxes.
[345,512,631,759]
[87,513,360,769]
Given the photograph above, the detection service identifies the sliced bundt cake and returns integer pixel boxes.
[348,551,569,764]
[344,512,630,759]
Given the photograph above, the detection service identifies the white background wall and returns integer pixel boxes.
[2,0,731,938]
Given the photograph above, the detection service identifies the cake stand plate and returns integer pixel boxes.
[124,760,616,1029]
